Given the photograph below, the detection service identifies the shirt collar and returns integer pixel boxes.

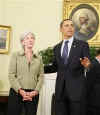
[63,36,74,44]
[95,57,100,63]
[18,49,38,58]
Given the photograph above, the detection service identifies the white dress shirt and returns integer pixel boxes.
[61,36,74,57]
[95,57,100,63]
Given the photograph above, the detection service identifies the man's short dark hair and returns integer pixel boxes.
[95,49,100,56]
[60,19,72,28]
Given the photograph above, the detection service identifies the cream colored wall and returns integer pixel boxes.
[0,0,63,93]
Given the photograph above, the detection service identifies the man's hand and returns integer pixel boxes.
[80,57,91,68]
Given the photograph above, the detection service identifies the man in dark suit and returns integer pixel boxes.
[45,19,90,115]
[87,49,100,115]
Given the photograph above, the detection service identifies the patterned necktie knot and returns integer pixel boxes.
[65,40,69,45]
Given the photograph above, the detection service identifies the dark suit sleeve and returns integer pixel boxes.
[81,42,90,59]
[44,47,57,73]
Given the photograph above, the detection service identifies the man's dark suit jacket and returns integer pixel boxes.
[87,58,100,107]
[45,38,90,101]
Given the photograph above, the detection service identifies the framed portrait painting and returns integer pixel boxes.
[63,0,100,47]
[0,25,11,54]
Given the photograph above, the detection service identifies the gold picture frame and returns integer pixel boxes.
[63,0,100,47]
[0,25,11,54]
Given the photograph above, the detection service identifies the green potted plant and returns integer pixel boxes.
[89,46,97,60]
[39,47,54,66]
[39,47,54,73]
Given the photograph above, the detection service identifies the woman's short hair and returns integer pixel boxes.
[20,31,35,42]
[20,31,35,49]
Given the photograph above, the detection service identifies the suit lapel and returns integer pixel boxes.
[57,41,62,59]
[57,39,79,66]
[67,39,79,65]
[56,41,63,64]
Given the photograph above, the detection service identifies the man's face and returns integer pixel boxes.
[60,20,75,39]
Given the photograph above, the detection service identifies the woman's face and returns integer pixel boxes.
[22,33,35,49]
